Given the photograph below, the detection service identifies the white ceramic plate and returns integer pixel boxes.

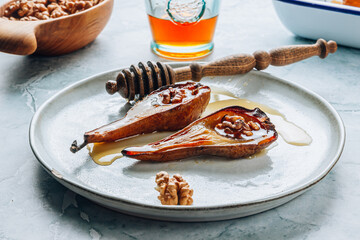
[29,63,345,222]
[273,0,360,49]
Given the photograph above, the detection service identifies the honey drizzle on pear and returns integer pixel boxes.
[88,89,312,165]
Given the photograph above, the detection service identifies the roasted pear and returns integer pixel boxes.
[122,106,278,161]
[70,82,211,153]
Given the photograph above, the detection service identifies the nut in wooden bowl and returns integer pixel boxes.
[0,0,114,55]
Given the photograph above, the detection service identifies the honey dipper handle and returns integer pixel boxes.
[0,19,37,55]
[174,39,337,82]
[265,38,337,67]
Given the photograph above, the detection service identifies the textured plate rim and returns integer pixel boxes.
[29,65,345,212]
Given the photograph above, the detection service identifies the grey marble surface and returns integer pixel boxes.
[0,0,359,239]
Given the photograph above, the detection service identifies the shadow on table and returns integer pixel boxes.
[35,163,337,239]
[2,39,102,88]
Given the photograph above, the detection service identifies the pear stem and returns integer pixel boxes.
[70,140,87,153]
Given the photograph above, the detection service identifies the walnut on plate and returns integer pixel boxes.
[155,171,193,206]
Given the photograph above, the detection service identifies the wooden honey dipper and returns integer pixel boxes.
[106,39,337,100]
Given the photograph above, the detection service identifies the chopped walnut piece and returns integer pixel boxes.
[191,88,199,95]
[216,114,261,139]
[4,2,20,17]
[155,172,193,206]
[160,87,186,104]
[18,1,34,17]
[3,0,104,21]
[248,121,260,130]
[158,83,205,105]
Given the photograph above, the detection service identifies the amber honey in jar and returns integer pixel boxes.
[145,0,220,60]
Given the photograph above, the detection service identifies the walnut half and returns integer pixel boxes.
[155,171,193,206]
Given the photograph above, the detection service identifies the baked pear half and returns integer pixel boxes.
[70,82,211,153]
[122,106,278,161]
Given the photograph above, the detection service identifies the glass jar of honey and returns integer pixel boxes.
[145,0,221,60]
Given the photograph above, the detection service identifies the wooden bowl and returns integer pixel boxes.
[0,0,114,56]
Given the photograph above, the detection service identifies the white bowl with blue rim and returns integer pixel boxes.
[273,0,360,49]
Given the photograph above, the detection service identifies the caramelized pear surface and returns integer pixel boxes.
[122,106,278,161]
[70,82,211,153]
